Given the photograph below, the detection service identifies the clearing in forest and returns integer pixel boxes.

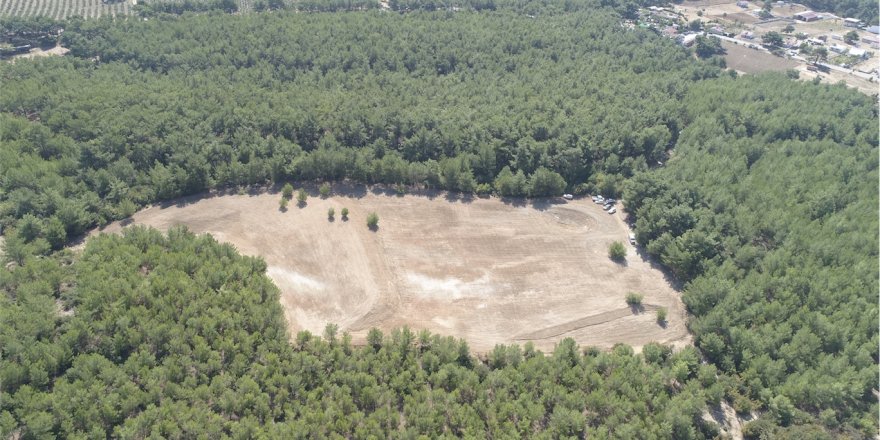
[97,186,691,352]
[720,41,799,74]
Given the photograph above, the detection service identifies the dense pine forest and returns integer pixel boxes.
[1,1,877,438]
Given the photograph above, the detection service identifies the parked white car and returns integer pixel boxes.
[608,207,616,214]
[563,194,573,200]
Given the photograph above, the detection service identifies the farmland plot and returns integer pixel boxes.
[0,0,131,19]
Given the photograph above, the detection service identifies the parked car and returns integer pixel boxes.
[608,207,617,214]
[591,195,599,202]
[604,198,616,205]
[629,233,636,245]
[595,196,605,204]
[563,194,574,200]
[604,204,614,211]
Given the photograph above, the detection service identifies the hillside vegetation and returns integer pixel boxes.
[0,8,714,249]
[625,75,879,436]
[1,227,717,438]
[1,4,877,438]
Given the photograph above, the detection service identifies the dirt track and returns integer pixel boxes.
[97,186,691,352]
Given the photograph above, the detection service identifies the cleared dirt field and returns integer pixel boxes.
[721,40,799,73]
[97,187,691,352]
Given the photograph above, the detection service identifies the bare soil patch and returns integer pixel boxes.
[7,45,69,62]
[96,187,691,352]
[721,40,798,73]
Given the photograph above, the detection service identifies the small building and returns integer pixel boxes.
[794,11,820,22]
[681,33,698,47]
[807,38,824,45]
[866,26,880,35]
[741,31,755,39]
[843,18,860,27]
[863,37,880,49]
[848,47,868,58]
[829,44,848,54]
[736,0,748,7]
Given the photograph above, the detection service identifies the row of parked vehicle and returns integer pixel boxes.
[591,195,617,214]
[577,194,636,245]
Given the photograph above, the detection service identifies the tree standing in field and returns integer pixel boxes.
[279,197,288,211]
[282,183,294,200]
[366,212,379,230]
[297,189,308,207]
[762,31,784,48]
[625,292,643,307]
[341,207,349,221]
[608,241,627,261]
[811,46,828,64]
[656,307,667,324]
[844,30,859,45]
[328,207,335,220]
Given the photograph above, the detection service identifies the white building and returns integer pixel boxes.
[848,47,868,58]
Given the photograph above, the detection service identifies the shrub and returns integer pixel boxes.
[656,307,667,324]
[733,393,755,415]
[625,292,643,307]
[475,183,492,196]
[319,183,331,198]
[282,183,294,199]
[296,189,308,206]
[117,199,137,218]
[279,197,288,211]
[328,207,335,220]
[366,212,379,229]
[608,241,627,261]
[341,207,349,220]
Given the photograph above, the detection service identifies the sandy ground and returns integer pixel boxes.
[7,45,69,62]
[703,401,754,440]
[95,186,691,353]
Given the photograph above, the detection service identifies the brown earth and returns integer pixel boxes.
[721,40,799,73]
[96,186,691,353]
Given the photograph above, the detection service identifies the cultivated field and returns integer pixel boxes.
[0,0,264,18]
[97,187,691,352]
[0,0,132,19]
[721,40,798,73]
